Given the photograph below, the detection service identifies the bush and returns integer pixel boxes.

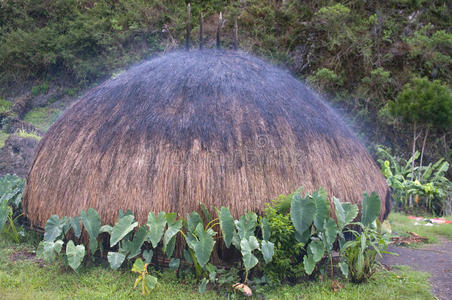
[262,192,305,284]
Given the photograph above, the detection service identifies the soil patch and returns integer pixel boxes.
[382,238,452,300]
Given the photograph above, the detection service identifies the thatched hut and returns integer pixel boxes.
[23,50,391,229]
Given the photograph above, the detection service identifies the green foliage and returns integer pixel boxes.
[36,240,64,263]
[0,130,9,148]
[307,68,343,93]
[131,258,158,295]
[163,213,182,257]
[66,240,85,272]
[390,77,452,130]
[15,128,41,140]
[80,208,101,254]
[0,174,26,242]
[361,192,381,227]
[108,252,127,270]
[0,98,12,113]
[31,82,49,96]
[34,187,385,295]
[218,207,234,248]
[110,214,138,247]
[341,222,392,283]
[377,145,452,214]
[23,107,61,132]
[146,211,166,248]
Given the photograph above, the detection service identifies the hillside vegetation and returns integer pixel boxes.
[0,0,451,166]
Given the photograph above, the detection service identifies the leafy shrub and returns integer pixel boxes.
[0,98,12,113]
[262,192,305,284]
[31,82,49,96]
[36,186,386,296]
[0,174,26,242]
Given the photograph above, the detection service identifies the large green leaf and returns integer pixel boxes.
[240,236,260,271]
[339,260,349,278]
[218,207,235,248]
[303,254,315,275]
[169,258,180,270]
[99,225,113,234]
[44,215,65,242]
[108,252,126,270]
[236,212,257,240]
[163,215,182,257]
[144,274,158,292]
[131,226,149,258]
[143,250,153,264]
[66,240,85,272]
[0,198,9,231]
[146,212,167,248]
[36,240,64,262]
[192,223,216,268]
[110,215,138,247]
[132,257,146,273]
[200,203,212,221]
[361,192,381,227]
[342,203,358,226]
[260,217,271,241]
[80,208,101,253]
[333,197,345,229]
[324,218,338,251]
[309,240,324,263]
[290,193,316,236]
[186,212,203,233]
[69,216,82,238]
[313,189,329,230]
[261,240,274,263]
[0,174,24,207]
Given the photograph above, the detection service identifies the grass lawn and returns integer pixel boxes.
[388,212,452,244]
[23,107,61,132]
[0,234,434,300]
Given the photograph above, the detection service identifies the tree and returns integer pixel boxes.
[390,77,452,205]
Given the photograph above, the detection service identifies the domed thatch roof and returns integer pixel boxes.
[23,50,391,228]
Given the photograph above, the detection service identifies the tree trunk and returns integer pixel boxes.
[418,127,429,182]
[409,122,417,207]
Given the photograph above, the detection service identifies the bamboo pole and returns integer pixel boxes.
[186,3,191,50]
[233,16,238,51]
[199,13,203,50]
[217,12,222,50]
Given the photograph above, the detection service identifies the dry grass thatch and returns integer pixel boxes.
[23,50,391,229]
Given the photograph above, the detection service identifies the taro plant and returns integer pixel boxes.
[182,211,217,278]
[132,258,158,295]
[0,174,25,242]
[219,208,275,283]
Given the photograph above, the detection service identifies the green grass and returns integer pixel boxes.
[23,107,61,132]
[388,212,452,244]
[0,130,9,148]
[264,266,432,300]
[0,236,434,300]
[15,128,41,141]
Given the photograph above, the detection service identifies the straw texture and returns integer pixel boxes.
[23,50,391,229]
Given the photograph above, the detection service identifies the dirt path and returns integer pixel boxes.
[381,238,452,300]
